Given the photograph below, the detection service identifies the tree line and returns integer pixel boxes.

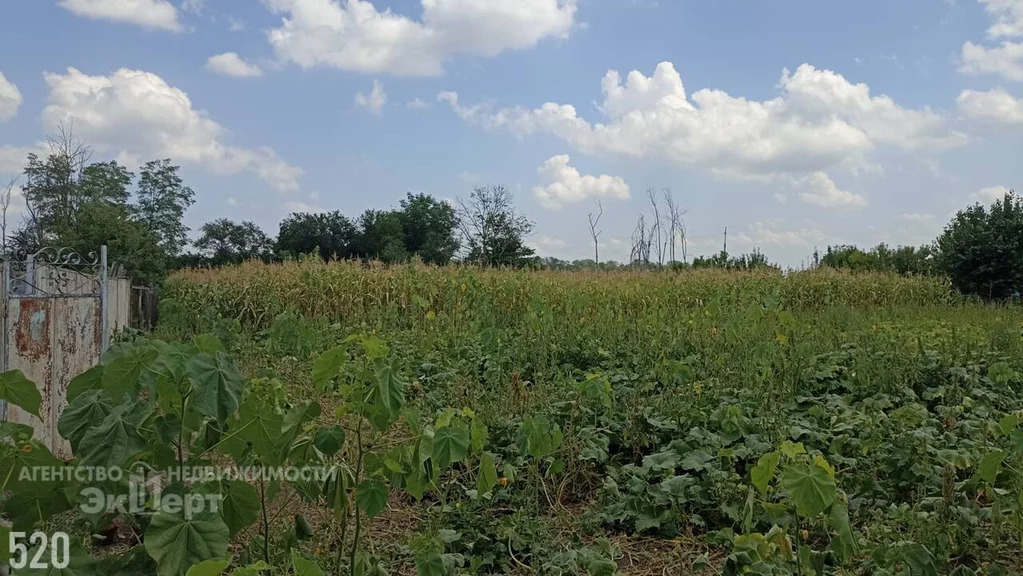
[3,130,1019,300]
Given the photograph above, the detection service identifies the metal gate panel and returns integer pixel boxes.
[1,246,111,459]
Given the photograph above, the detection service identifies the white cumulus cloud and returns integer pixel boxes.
[442,62,957,208]
[960,40,1023,81]
[355,80,387,115]
[980,0,1023,38]
[59,0,182,31]
[263,0,577,76]
[532,154,630,208]
[0,72,22,122]
[791,172,868,210]
[41,67,303,193]
[958,88,1023,124]
[972,185,1013,203]
[206,53,264,77]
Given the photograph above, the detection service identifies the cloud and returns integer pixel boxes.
[980,0,1023,38]
[791,172,868,210]
[532,154,630,208]
[0,145,43,175]
[458,171,481,183]
[206,53,264,77]
[407,97,431,109]
[355,80,387,115]
[227,17,246,32]
[972,184,1013,203]
[957,88,1023,124]
[732,221,828,249]
[442,62,956,207]
[263,0,577,76]
[0,72,22,122]
[960,40,1023,80]
[898,212,934,223]
[284,201,326,213]
[42,67,303,193]
[59,0,182,31]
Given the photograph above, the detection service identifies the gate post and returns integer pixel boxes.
[0,257,7,421]
[100,245,109,352]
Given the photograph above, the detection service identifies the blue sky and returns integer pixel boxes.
[0,0,1021,266]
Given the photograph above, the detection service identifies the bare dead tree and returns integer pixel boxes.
[662,188,688,265]
[21,122,92,246]
[629,214,651,265]
[646,188,666,266]
[587,200,603,265]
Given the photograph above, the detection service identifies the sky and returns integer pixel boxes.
[0,0,1021,267]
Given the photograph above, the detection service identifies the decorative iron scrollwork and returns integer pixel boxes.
[5,246,103,297]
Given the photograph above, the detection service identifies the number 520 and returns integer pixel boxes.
[8,531,70,569]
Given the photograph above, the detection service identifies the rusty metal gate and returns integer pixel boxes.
[0,246,108,458]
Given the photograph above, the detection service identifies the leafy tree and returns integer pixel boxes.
[136,159,195,258]
[277,211,358,261]
[193,219,274,266]
[456,185,535,267]
[937,190,1023,299]
[398,193,459,265]
[356,209,407,263]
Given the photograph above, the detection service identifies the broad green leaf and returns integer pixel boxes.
[235,397,283,463]
[366,359,405,430]
[751,451,780,495]
[103,341,158,402]
[229,562,270,576]
[77,402,151,468]
[355,479,388,518]
[469,419,488,454]
[187,352,245,426]
[144,511,231,576]
[433,425,470,469]
[415,552,444,576]
[57,389,112,451]
[978,449,1005,484]
[829,496,859,561]
[13,542,96,575]
[0,439,63,497]
[517,417,562,460]
[781,461,836,518]
[477,452,499,494]
[185,557,232,576]
[192,334,224,354]
[291,552,324,576]
[0,370,42,418]
[65,365,104,404]
[779,440,805,460]
[276,401,321,462]
[312,347,346,390]
[220,480,260,536]
[314,427,345,457]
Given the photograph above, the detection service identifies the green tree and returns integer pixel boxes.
[277,211,358,261]
[456,186,535,267]
[937,190,1023,299]
[193,219,274,266]
[356,209,406,263]
[398,193,459,265]
[136,159,195,258]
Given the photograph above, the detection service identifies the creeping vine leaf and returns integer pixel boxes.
[312,347,346,391]
[103,341,158,402]
[57,389,113,451]
[65,365,104,405]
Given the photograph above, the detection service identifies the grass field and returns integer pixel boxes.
[156,260,1023,575]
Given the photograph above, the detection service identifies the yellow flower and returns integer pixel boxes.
[460,283,467,292]
[499,477,508,487]
[22,444,31,453]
